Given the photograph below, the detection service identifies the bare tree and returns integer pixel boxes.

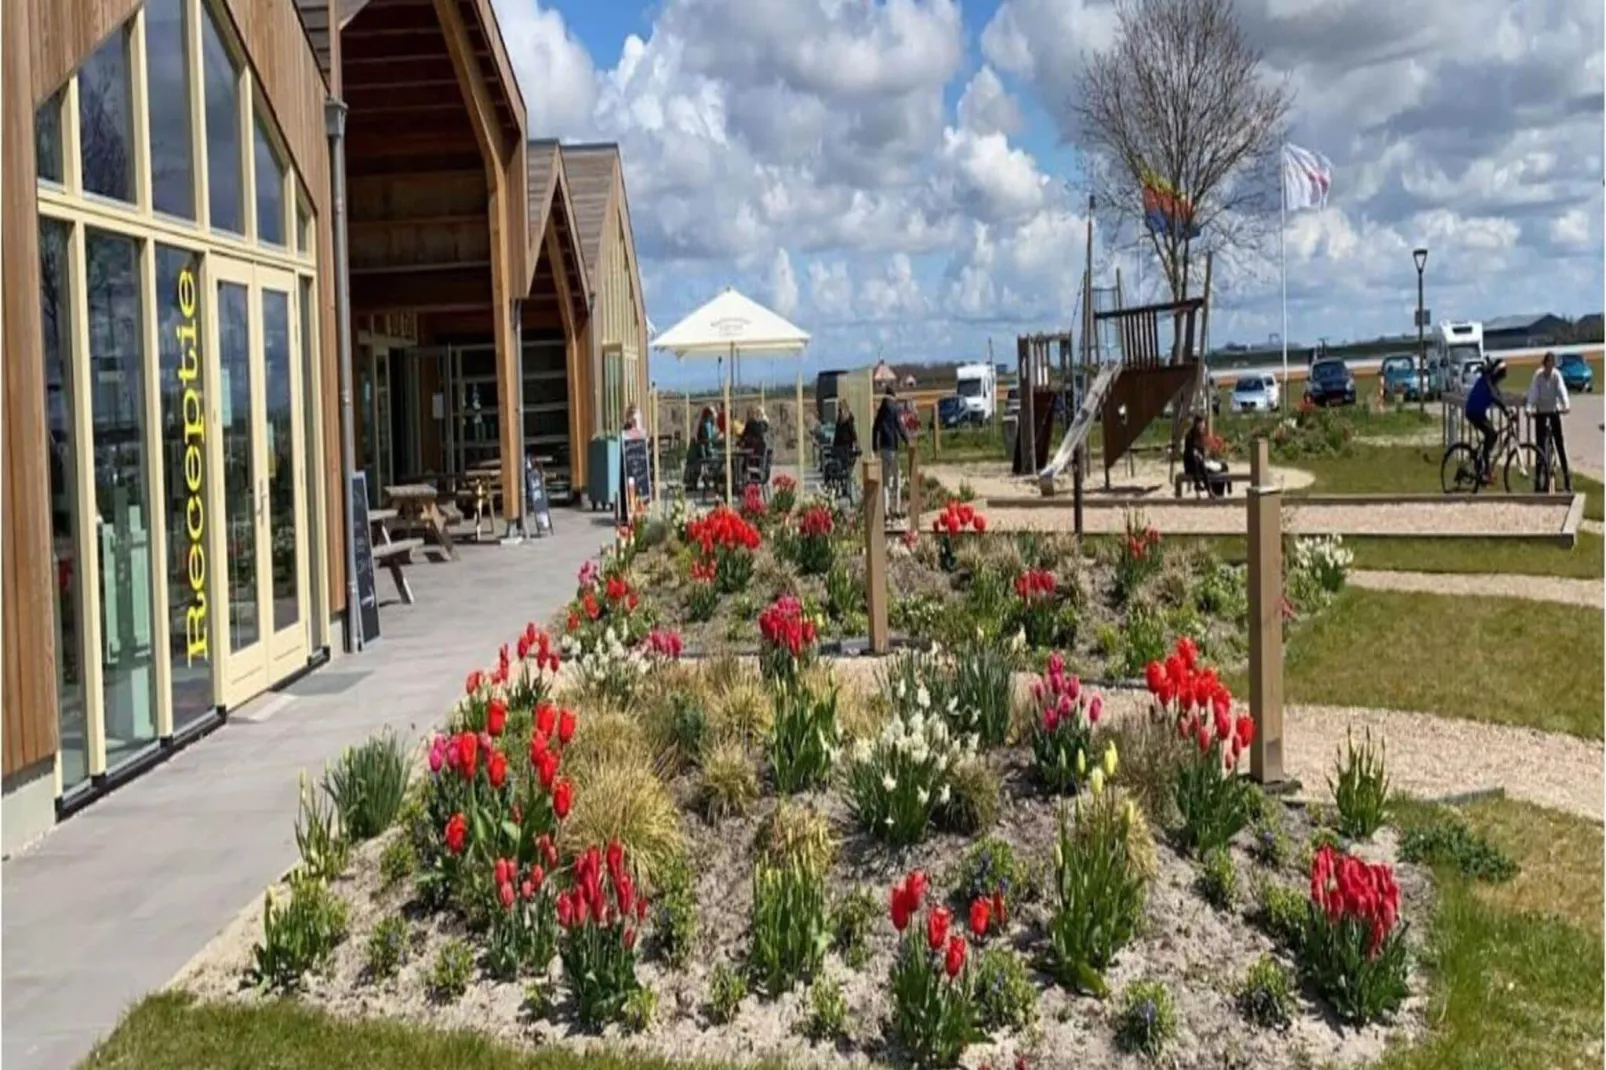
[1074,0,1292,304]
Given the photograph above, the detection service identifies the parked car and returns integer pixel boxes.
[1304,358,1357,407]
[937,395,973,428]
[1560,352,1595,393]
[1456,356,1485,393]
[1380,355,1424,401]
[1230,373,1280,414]
[1005,387,1021,417]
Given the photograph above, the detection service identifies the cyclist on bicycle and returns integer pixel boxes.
[1464,358,1510,483]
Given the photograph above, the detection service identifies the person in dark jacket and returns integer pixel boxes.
[872,387,910,517]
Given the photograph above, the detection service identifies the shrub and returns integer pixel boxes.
[887,871,981,1067]
[970,946,1037,1032]
[294,772,349,881]
[1114,979,1176,1057]
[557,842,645,1028]
[1236,954,1295,1030]
[796,505,837,575]
[1027,654,1106,794]
[1045,781,1148,996]
[798,975,848,1041]
[938,758,1001,835]
[1145,639,1258,855]
[1398,812,1518,883]
[427,938,475,1003]
[749,856,830,996]
[1197,846,1239,910]
[832,886,880,969]
[769,681,841,794]
[364,915,410,982]
[706,962,749,1024]
[1330,727,1391,840]
[953,837,1030,923]
[1255,878,1308,951]
[847,690,975,847]
[653,854,699,968]
[324,730,413,841]
[758,595,820,688]
[948,638,1014,749]
[249,873,349,992]
[486,855,559,980]
[698,739,760,819]
[1300,845,1409,1024]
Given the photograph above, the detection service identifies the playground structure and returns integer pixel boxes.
[1016,253,1216,536]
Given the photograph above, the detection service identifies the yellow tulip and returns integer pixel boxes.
[1090,768,1105,796]
[1076,748,1087,776]
[1103,742,1119,778]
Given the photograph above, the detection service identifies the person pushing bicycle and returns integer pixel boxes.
[1524,351,1572,492]
[1464,358,1510,484]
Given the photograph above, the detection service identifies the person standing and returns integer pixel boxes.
[872,386,910,517]
[1525,351,1572,492]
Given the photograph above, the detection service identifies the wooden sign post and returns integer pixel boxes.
[1246,438,1285,784]
[907,443,922,528]
[862,457,889,654]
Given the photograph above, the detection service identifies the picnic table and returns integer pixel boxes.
[384,483,458,560]
[367,507,422,604]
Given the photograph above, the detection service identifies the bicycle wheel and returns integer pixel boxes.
[1440,443,1481,494]
[1504,442,1559,494]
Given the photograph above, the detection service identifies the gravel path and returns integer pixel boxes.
[925,460,1316,502]
[1582,519,1602,535]
[1348,569,1604,608]
[964,498,1571,537]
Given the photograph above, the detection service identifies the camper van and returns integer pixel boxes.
[955,363,997,422]
[1428,321,1485,397]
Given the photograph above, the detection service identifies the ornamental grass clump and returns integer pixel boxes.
[886,870,982,1067]
[758,595,819,688]
[749,854,831,996]
[932,499,987,572]
[1045,763,1148,997]
[846,688,977,847]
[1300,845,1409,1024]
[795,504,836,575]
[556,841,648,1029]
[1145,638,1258,856]
[1330,727,1391,840]
[324,729,412,842]
[1028,653,1106,795]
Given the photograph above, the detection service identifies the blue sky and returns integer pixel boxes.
[491,0,1604,391]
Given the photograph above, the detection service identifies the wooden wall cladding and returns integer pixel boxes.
[350,221,490,271]
[3,0,60,778]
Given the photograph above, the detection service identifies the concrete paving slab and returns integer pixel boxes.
[1,520,611,1070]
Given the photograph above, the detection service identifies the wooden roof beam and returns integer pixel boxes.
[350,264,491,312]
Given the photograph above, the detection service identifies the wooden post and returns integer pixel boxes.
[1247,438,1285,784]
[1072,444,1084,547]
[1017,336,1035,475]
[723,359,734,502]
[650,386,661,516]
[796,371,805,491]
[862,458,889,654]
[908,442,922,529]
[1201,252,1216,439]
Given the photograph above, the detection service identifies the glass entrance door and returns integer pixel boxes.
[211,259,309,706]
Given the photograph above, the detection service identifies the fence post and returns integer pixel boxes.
[863,457,889,654]
[650,386,661,516]
[1246,438,1285,785]
[796,372,806,491]
[908,442,922,527]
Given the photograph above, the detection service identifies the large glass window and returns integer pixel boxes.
[253,114,285,245]
[36,90,65,185]
[146,0,196,220]
[41,219,90,792]
[78,27,135,203]
[156,246,214,730]
[84,229,159,767]
[200,2,243,234]
[263,290,298,629]
[217,281,257,650]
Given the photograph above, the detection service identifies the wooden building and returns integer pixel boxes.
[1,0,646,851]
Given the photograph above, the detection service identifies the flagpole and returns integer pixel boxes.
[1279,143,1289,399]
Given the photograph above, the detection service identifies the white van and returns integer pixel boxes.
[1429,321,1485,397]
[955,363,997,422]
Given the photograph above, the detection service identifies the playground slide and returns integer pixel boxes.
[1037,362,1121,495]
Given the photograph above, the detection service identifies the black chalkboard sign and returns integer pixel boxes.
[525,457,553,536]
[350,471,380,644]
[621,436,652,521]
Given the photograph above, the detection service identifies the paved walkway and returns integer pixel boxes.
[0,521,610,1070]
[1349,568,1604,609]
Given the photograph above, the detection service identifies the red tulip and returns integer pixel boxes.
[459,732,479,778]
[968,897,991,938]
[558,708,577,745]
[486,698,507,737]
[556,891,574,928]
[624,926,637,950]
[488,750,508,789]
[499,880,515,909]
[536,702,557,738]
[890,887,913,932]
[926,906,951,951]
[465,670,482,695]
[537,748,560,790]
[553,778,573,819]
[444,812,467,855]
[944,934,967,978]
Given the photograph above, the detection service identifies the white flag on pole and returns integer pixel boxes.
[1282,144,1333,213]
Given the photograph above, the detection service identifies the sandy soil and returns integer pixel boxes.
[1348,569,1604,609]
[924,461,1315,503]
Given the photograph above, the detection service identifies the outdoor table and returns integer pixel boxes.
[383,483,458,560]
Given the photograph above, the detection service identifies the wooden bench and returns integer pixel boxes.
[1172,466,1234,498]
[373,537,422,605]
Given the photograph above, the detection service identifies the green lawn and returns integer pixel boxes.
[1377,797,1604,1070]
[1227,587,1603,739]
[1172,532,1603,580]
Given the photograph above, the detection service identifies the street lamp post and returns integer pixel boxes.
[1413,247,1428,416]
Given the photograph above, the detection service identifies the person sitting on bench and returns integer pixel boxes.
[1183,415,1226,496]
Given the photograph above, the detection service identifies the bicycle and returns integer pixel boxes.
[1439,412,1559,494]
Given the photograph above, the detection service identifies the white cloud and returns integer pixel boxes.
[770,248,800,318]
[808,260,855,320]
[494,0,598,138]
[1550,208,1595,250]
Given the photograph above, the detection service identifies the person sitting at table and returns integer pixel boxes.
[684,406,719,492]
[739,406,770,453]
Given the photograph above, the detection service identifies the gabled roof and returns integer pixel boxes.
[558,145,620,290]
[525,140,589,307]
[1485,313,1561,332]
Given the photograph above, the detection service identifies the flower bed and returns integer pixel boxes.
[178,610,1429,1069]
